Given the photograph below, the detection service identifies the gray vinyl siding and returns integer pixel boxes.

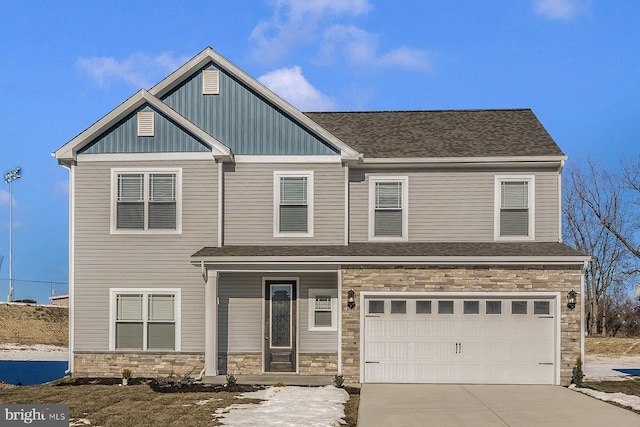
[73,159,218,352]
[349,169,559,242]
[218,272,338,354]
[224,162,345,245]
[162,63,338,155]
[79,105,211,154]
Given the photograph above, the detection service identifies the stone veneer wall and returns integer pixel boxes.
[223,353,262,375]
[341,265,583,386]
[220,353,338,375]
[298,353,338,375]
[74,352,204,377]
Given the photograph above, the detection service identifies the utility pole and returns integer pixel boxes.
[4,167,21,302]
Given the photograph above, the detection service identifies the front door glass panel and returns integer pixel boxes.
[271,285,292,348]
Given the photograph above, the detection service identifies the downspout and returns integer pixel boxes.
[581,260,587,365]
[217,160,223,248]
[558,159,565,242]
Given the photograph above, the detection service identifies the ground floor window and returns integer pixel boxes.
[111,288,180,351]
[308,289,338,331]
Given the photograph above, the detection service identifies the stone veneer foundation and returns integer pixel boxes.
[219,353,338,375]
[74,352,205,378]
[340,265,583,386]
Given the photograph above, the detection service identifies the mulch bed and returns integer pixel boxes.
[56,377,264,393]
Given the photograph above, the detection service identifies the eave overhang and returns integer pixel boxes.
[192,255,590,267]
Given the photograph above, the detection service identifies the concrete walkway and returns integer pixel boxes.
[358,384,640,427]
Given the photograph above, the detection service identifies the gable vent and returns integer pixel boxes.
[137,111,154,137]
[202,70,220,95]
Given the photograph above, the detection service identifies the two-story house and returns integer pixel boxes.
[54,47,588,386]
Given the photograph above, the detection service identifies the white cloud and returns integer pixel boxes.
[251,1,430,71]
[534,0,587,20]
[323,25,431,70]
[251,0,371,62]
[77,52,190,89]
[0,190,10,208]
[258,66,336,111]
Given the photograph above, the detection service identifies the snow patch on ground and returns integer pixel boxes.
[585,355,640,381]
[570,384,640,412]
[214,385,349,426]
[0,343,68,361]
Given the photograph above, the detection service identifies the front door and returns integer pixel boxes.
[264,281,296,372]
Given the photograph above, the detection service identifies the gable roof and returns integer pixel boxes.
[149,47,361,160]
[305,109,565,160]
[54,89,232,163]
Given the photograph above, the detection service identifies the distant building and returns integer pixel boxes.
[49,294,69,307]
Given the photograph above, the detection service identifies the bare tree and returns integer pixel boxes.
[563,160,632,335]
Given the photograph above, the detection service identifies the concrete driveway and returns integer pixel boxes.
[358,384,640,427]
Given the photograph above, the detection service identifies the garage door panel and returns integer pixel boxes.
[363,295,557,385]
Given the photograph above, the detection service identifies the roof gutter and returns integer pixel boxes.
[351,155,567,169]
[192,254,590,266]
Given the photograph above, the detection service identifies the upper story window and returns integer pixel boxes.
[111,168,182,234]
[368,176,408,241]
[494,175,535,240]
[274,171,314,237]
[111,288,180,351]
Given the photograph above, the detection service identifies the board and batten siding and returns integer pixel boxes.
[224,162,345,245]
[218,272,338,354]
[73,159,218,352]
[349,169,560,242]
[162,63,338,156]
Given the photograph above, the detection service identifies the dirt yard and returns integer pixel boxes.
[585,337,640,357]
[0,303,68,346]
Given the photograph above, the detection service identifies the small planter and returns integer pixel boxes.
[122,368,132,386]
[122,378,128,386]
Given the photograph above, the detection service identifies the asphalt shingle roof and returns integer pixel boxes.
[304,109,564,158]
[192,242,586,259]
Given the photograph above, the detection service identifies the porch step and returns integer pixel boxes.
[203,374,334,386]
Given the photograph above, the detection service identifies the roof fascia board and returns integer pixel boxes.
[54,90,232,162]
[352,155,567,168]
[191,255,590,265]
[149,47,361,161]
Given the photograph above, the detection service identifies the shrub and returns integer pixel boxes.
[572,356,584,387]
[333,373,344,388]
[122,368,132,379]
[226,374,237,387]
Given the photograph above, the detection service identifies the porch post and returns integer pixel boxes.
[205,270,218,376]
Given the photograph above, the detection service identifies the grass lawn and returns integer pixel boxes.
[0,381,359,427]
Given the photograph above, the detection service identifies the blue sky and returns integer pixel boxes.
[0,0,639,303]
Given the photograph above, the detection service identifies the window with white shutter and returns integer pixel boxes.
[274,171,314,237]
[495,176,535,240]
[368,176,408,241]
[112,169,181,234]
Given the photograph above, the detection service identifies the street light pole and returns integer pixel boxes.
[4,167,21,302]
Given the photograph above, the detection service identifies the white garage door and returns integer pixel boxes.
[363,295,557,384]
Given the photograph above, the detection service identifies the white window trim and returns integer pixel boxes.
[273,171,314,238]
[110,168,183,235]
[494,175,535,241]
[368,176,409,242]
[308,288,338,331]
[109,288,181,351]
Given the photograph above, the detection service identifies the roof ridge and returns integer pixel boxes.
[305,108,533,114]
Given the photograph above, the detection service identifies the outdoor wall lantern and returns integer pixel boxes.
[567,290,577,310]
[347,289,356,309]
